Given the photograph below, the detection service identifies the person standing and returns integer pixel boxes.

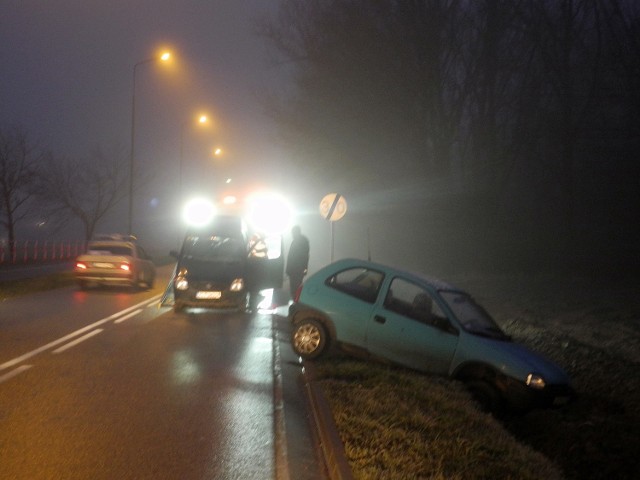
[286,225,310,298]
[247,233,268,312]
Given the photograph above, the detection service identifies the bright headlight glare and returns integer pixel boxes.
[246,191,293,234]
[230,278,244,292]
[183,198,216,227]
[526,373,546,389]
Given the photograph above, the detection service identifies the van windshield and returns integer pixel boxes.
[182,235,245,261]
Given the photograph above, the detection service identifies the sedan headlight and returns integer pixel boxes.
[230,278,244,292]
[526,373,546,389]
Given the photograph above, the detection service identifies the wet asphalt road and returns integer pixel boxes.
[0,265,325,480]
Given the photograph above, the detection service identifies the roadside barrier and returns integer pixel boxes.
[0,240,86,265]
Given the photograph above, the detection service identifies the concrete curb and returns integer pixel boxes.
[301,361,354,480]
[273,324,290,480]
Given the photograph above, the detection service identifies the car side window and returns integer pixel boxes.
[326,267,384,304]
[384,277,447,326]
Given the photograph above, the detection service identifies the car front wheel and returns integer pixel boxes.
[291,319,328,359]
[466,380,504,414]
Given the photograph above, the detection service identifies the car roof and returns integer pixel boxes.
[323,258,466,293]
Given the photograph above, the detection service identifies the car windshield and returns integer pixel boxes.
[440,291,508,340]
[87,244,132,256]
[182,235,245,261]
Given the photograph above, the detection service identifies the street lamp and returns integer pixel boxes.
[127,51,171,235]
[179,114,209,202]
[180,115,209,191]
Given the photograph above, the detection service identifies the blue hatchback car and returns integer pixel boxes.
[289,258,573,412]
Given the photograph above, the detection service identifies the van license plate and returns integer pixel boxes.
[196,291,221,300]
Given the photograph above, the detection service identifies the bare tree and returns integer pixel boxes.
[34,147,128,241]
[260,0,640,270]
[0,126,39,246]
[260,1,516,188]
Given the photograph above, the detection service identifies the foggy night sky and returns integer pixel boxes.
[1,1,308,246]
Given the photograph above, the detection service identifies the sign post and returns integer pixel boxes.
[319,193,347,262]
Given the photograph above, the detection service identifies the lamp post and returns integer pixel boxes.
[127,51,171,235]
[179,114,208,203]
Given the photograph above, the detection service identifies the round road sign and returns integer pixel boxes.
[319,193,347,221]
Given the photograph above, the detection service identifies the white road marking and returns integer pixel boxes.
[0,365,33,384]
[53,329,103,354]
[0,294,161,371]
[114,309,143,324]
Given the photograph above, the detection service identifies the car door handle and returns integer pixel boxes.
[374,315,386,324]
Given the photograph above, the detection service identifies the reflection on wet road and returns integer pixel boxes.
[0,287,278,479]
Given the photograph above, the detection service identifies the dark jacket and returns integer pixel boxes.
[286,234,309,275]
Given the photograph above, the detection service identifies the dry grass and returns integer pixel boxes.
[315,356,564,480]
[0,271,76,299]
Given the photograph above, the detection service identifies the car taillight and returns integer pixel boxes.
[293,283,303,303]
[120,263,131,271]
[76,262,87,270]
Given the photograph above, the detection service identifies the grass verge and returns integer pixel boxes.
[314,355,564,480]
[0,272,76,299]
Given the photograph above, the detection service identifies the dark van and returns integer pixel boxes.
[169,214,284,312]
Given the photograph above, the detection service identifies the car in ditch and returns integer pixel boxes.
[289,258,574,412]
[74,234,156,290]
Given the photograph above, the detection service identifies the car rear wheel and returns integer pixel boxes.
[291,319,328,359]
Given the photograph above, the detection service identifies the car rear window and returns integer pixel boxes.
[87,245,132,256]
[326,267,384,304]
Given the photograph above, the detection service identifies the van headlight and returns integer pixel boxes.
[526,373,546,389]
[175,272,189,291]
[230,278,244,292]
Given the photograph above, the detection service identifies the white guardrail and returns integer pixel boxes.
[0,240,86,265]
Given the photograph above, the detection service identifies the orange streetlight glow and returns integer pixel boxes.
[180,113,211,200]
[128,49,175,234]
